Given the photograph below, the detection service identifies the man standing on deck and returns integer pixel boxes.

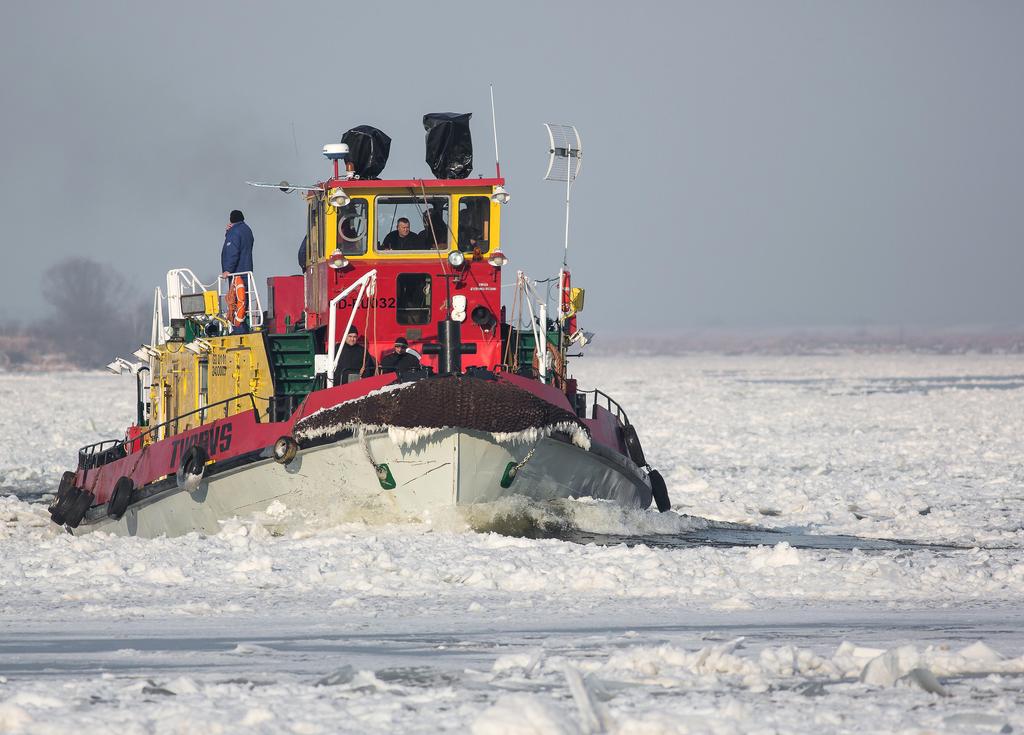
[221,210,254,334]
[335,326,376,384]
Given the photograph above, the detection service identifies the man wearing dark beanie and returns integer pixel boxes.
[221,209,255,333]
[222,210,254,276]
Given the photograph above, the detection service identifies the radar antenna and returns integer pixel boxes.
[245,180,325,193]
[543,123,582,268]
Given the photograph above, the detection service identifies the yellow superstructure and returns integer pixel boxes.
[149,333,273,434]
[303,183,502,269]
[323,189,501,261]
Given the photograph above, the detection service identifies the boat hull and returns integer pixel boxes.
[72,428,652,538]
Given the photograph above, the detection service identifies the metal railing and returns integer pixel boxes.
[156,268,265,343]
[578,388,630,427]
[142,393,262,443]
[77,393,262,469]
[218,271,264,328]
[326,269,377,387]
[77,439,128,470]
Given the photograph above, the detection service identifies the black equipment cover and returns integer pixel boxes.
[423,113,473,179]
[341,125,392,179]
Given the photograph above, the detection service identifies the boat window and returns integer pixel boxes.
[457,196,491,253]
[308,197,325,260]
[376,196,449,251]
[396,274,431,325]
[336,199,368,255]
[198,360,208,410]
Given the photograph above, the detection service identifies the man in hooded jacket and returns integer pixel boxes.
[221,209,255,334]
[221,210,254,276]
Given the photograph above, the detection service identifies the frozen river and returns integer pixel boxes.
[1,354,1023,733]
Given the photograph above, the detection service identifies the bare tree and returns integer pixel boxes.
[38,257,148,368]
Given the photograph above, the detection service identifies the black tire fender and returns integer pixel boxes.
[622,424,648,468]
[63,489,96,529]
[48,471,77,525]
[650,469,671,513]
[273,436,299,465]
[176,445,209,492]
[107,476,134,520]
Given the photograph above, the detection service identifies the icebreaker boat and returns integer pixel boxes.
[48,116,670,538]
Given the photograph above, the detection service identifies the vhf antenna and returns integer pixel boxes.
[544,123,583,268]
[543,124,584,365]
[490,84,501,178]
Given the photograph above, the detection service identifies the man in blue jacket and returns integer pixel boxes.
[221,210,254,276]
[221,210,254,333]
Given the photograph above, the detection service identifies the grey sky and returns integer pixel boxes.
[1,1,1022,332]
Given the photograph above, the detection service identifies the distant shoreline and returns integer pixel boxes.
[5,327,1024,371]
[584,326,1024,356]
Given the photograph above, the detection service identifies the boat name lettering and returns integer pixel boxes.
[336,296,396,310]
[168,423,233,469]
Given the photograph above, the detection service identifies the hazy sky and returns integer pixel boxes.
[1,1,1022,332]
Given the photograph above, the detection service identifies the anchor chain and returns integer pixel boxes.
[500,443,540,489]
[511,445,538,476]
[358,429,383,477]
[358,427,395,488]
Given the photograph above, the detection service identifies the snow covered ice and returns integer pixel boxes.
[1,354,1023,733]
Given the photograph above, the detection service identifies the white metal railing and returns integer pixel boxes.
[152,286,166,345]
[165,268,209,322]
[326,269,378,387]
[218,271,264,328]
[153,268,264,346]
[516,271,549,383]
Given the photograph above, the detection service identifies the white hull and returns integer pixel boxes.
[74,429,652,538]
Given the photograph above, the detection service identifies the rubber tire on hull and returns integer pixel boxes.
[107,476,134,520]
[63,489,95,529]
[622,424,648,468]
[273,436,298,465]
[176,446,209,491]
[649,469,671,513]
[48,471,77,525]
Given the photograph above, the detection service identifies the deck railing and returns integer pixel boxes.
[77,393,262,469]
[577,388,630,427]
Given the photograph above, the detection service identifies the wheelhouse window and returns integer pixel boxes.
[396,274,431,325]
[376,196,449,251]
[457,196,491,253]
[336,199,368,255]
[308,196,325,262]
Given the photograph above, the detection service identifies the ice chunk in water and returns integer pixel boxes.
[472,693,581,735]
[315,665,355,687]
[896,667,949,696]
[860,645,920,686]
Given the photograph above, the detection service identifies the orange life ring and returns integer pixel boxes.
[226,275,247,326]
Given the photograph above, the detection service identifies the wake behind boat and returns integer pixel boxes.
[48,114,671,537]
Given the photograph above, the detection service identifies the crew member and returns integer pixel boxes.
[458,198,487,252]
[335,326,376,384]
[381,218,419,250]
[380,337,421,373]
[222,209,254,276]
[222,210,255,334]
[419,208,447,248]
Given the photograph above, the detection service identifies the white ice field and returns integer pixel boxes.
[1,354,1022,734]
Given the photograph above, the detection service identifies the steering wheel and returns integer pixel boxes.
[339,216,364,243]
